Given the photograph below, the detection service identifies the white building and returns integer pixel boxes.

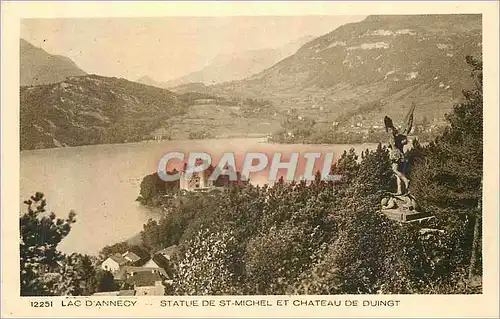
[101,253,128,273]
[179,159,214,191]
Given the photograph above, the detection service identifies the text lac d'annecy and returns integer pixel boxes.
[61,300,137,307]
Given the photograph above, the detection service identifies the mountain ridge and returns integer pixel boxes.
[20,74,188,150]
[20,39,87,86]
[20,15,482,150]
[211,14,482,128]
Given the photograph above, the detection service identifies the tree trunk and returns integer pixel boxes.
[468,213,480,279]
[468,195,482,280]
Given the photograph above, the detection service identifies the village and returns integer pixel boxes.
[94,245,179,296]
[96,161,249,297]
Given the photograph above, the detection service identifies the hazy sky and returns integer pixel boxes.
[21,16,366,82]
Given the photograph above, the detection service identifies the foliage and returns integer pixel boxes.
[172,228,239,295]
[20,192,76,296]
[137,172,169,206]
[141,55,483,294]
[20,75,188,150]
[408,56,483,278]
[19,193,111,296]
[410,56,482,212]
[52,253,98,296]
[21,57,482,296]
[240,98,275,118]
[140,191,219,251]
[95,270,119,292]
[188,131,215,140]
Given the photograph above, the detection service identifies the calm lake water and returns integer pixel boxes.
[20,138,378,256]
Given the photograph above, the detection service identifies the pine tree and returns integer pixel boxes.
[20,192,76,296]
[411,56,482,212]
[409,56,483,283]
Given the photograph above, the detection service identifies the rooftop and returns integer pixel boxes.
[122,251,141,263]
[156,245,179,259]
[108,253,128,265]
[126,271,163,287]
[118,290,136,296]
[115,266,168,281]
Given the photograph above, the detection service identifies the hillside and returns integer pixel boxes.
[20,15,482,150]
[137,35,314,89]
[20,39,87,86]
[214,14,482,129]
[20,75,187,150]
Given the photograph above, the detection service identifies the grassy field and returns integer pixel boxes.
[153,103,282,139]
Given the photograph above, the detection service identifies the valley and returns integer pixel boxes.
[20,14,482,150]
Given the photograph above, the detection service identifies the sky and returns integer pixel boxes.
[21,16,366,82]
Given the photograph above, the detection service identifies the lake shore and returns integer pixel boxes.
[21,138,380,255]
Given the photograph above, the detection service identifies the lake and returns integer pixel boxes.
[20,138,378,256]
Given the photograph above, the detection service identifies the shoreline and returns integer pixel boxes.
[20,136,393,153]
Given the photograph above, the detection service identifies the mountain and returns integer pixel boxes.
[138,35,314,89]
[215,14,482,128]
[168,82,216,95]
[135,75,162,87]
[20,39,87,86]
[20,75,187,150]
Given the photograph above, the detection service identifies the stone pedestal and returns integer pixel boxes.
[380,194,434,223]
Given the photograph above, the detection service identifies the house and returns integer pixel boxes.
[179,159,248,192]
[114,266,168,283]
[155,245,179,260]
[179,159,214,191]
[126,271,165,296]
[100,247,150,272]
[142,256,162,269]
[145,245,180,279]
[101,253,128,273]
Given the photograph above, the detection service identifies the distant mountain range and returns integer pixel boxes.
[214,14,482,127]
[20,39,87,86]
[20,15,482,150]
[137,35,314,89]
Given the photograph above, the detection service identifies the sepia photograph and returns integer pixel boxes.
[2,1,499,318]
[17,12,486,297]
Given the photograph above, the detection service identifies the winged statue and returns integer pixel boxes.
[383,102,416,195]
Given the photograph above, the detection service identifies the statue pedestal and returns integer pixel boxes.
[380,194,435,223]
[381,208,434,223]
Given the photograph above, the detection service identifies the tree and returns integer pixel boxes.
[410,56,483,281]
[411,56,482,211]
[95,270,118,292]
[245,221,327,294]
[137,172,169,206]
[330,148,360,188]
[20,192,76,296]
[52,253,97,296]
[173,228,239,295]
[340,144,393,211]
